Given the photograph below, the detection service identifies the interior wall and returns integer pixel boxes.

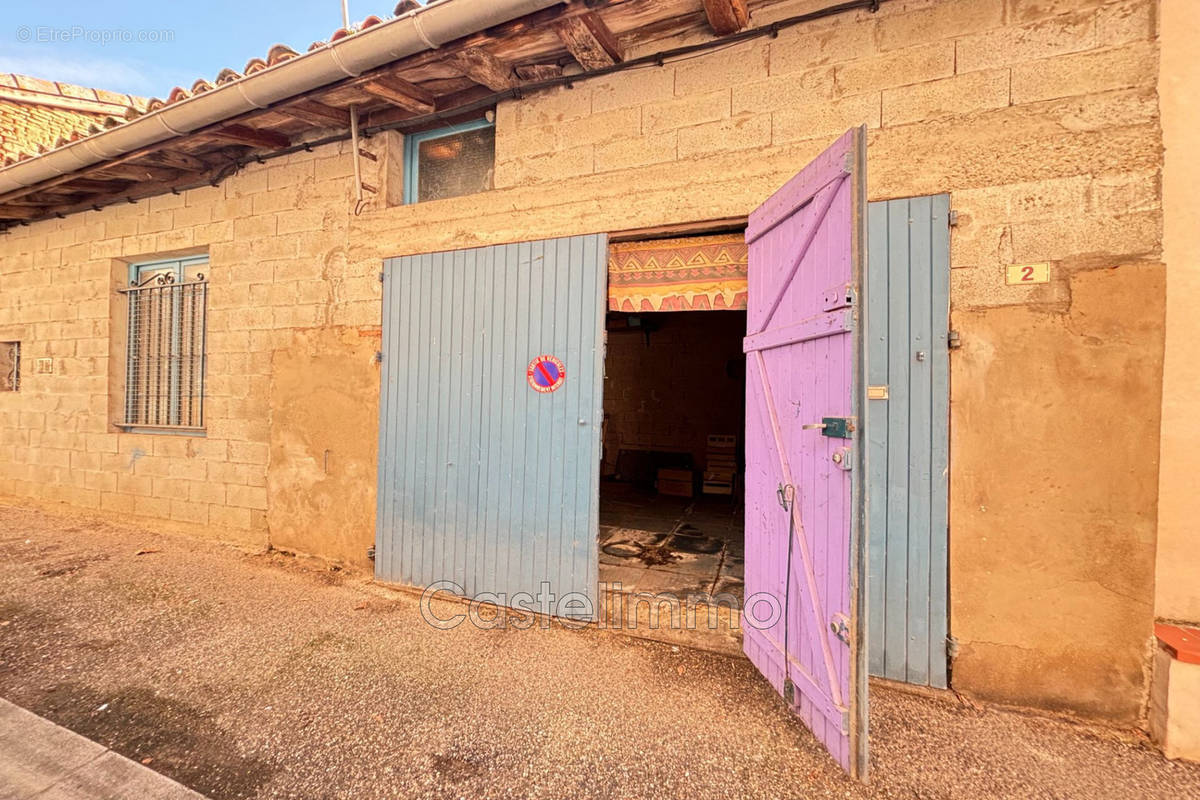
[603,311,745,477]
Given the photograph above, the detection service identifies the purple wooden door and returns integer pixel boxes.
[742,128,869,779]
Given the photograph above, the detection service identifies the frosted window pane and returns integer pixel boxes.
[417,126,495,202]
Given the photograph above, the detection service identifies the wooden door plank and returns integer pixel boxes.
[906,194,934,687]
[929,194,952,688]
[883,199,911,682]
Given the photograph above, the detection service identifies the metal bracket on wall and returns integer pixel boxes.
[948,330,962,349]
[373,351,383,363]
[948,209,959,227]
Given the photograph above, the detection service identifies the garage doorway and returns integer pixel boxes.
[599,309,747,606]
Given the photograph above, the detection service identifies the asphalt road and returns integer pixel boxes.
[1,502,1197,800]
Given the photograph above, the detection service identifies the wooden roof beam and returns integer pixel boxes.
[277,99,352,128]
[449,48,517,92]
[0,205,39,220]
[554,12,623,70]
[91,163,181,182]
[40,178,132,195]
[203,124,291,149]
[359,75,436,114]
[702,0,750,35]
[130,149,211,172]
[515,63,564,82]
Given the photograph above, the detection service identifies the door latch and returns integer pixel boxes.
[802,417,855,438]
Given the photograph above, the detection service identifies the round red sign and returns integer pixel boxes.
[526,355,566,393]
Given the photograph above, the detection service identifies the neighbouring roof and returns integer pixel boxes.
[0,14,391,170]
[0,74,147,165]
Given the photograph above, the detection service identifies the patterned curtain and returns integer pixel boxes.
[608,233,747,312]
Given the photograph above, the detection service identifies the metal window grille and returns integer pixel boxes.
[121,270,208,429]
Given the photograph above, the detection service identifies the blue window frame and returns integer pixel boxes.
[402,118,496,205]
[128,254,208,287]
[121,255,209,434]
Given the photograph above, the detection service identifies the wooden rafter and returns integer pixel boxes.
[449,48,517,92]
[0,205,39,219]
[278,99,352,128]
[40,178,131,195]
[359,75,436,114]
[203,124,290,149]
[30,166,229,222]
[92,163,180,182]
[515,63,564,81]
[702,0,750,35]
[131,150,210,172]
[554,13,623,70]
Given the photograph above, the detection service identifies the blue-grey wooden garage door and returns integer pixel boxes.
[866,195,951,688]
[376,235,606,618]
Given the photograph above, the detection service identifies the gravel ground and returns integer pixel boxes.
[1,502,1197,800]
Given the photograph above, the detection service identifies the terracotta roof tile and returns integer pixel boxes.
[0,73,147,165]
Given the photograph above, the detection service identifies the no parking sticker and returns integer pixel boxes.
[527,354,565,393]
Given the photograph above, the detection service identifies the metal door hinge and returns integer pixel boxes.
[948,330,962,349]
[374,351,383,363]
[367,545,376,560]
[946,635,960,659]
[821,283,854,311]
[948,210,959,227]
[378,271,385,283]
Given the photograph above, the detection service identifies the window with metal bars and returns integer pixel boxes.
[118,256,208,432]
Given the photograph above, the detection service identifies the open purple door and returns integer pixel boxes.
[742,128,868,779]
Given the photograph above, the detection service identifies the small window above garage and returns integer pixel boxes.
[403,119,495,205]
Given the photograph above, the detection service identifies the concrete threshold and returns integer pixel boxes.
[0,698,207,800]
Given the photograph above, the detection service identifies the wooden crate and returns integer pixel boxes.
[704,433,738,495]
[657,468,694,498]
